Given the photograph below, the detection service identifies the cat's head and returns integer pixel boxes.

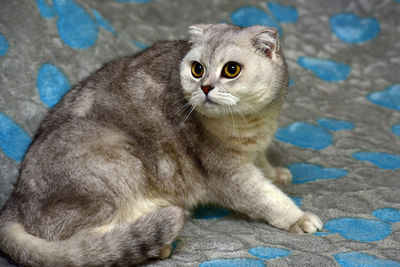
[180,24,288,118]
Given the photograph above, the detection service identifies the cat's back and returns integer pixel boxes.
[37,40,191,132]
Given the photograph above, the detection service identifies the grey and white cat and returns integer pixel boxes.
[0,24,323,266]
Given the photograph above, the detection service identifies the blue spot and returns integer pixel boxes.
[317,118,355,131]
[193,205,231,219]
[275,122,333,150]
[353,151,400,170]
[231,6,282,35]
[373,208,400,223]
[53,0,98,49]
[334,252,400,267]
[36,0,56,18]
[248,246,291,260]
[290,197,302,207]
[114,0,152,2]
[298,56,351,82]
[288,77,294,87]
[288,163,348,184]
[314,231,332,236]
[324,217,391,242]
[392,124,400,138]
[330,13,380,44]
[91,9,116,34]
[171,240,179,252]
[200,259,265,267]
[368,84,400,111]
[0,34,9,57]
[37,63,70,108]
[267,2,298,23]
[0,113,32,162]
[133,41,149,50]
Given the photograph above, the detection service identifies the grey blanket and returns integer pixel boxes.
[1,0,399,266]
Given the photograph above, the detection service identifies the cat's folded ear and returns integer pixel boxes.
[188,24,212,43]
[251,26,280,59]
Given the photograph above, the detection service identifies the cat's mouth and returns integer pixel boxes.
[205,97,218,105]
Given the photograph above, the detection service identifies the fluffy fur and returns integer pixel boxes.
[0,24,322,267]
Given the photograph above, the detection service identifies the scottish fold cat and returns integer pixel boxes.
[0,24,322,266]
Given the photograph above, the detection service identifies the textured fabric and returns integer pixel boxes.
[0,0,399,266]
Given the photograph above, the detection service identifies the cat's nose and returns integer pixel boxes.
[201,85,214,95]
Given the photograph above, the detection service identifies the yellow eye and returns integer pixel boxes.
[191,62,204,78]
[222,62,241,79]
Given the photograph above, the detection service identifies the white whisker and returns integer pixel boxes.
[223,105,228,124]
[231,105,248,125]
[179,104,196,128]
[238,100,263,118]
[227,105,236,135]
[168,102,191,116]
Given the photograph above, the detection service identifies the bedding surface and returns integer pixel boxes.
[0,0,399,266]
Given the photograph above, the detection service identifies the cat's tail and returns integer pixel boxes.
[0,205,185,267]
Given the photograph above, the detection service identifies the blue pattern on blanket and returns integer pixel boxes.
[231,6,282,35]
[353,152,400,170]
[324,217,392,242]
[0,113,32,162]
[316,118,355,131]
[0,34,9,57]
[37,63,70,108]
[334,252,400,267]
[330,13,380,44]
[288,163,348,184]
[290,197,302,207]
[91,9,116,34]
[200,259,265,267]
[393,124,400,138]
[266,2,298,23]
[133,41,149,50]
[368,84,400,111]
[373,208,400,223]
[36,0,115,49]
[324,209,400,243]
[275,122,333,150]
[192,205,231,219]
[36,0,57,18]
[248,246,291,260]
[297,56,351,82]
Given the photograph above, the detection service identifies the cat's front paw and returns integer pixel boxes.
[273,167,292,185]
[289,212,323,234]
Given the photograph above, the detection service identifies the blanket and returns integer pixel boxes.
[1,0,399,266]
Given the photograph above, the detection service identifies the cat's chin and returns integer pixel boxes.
[194,103,226,118]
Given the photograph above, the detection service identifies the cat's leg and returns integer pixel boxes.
[209,164,322,233]
[255,151,292,185]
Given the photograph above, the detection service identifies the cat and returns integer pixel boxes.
[0,24,323,266]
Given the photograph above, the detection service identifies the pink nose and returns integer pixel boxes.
[201,85,214,95]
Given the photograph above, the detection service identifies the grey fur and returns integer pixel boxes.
[0,24,322,267]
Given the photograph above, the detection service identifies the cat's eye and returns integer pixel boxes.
[191,62,204,78]
[222,62,241,79]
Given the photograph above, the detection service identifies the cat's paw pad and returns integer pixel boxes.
[289,212,323,234]
[273,167,292,185]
